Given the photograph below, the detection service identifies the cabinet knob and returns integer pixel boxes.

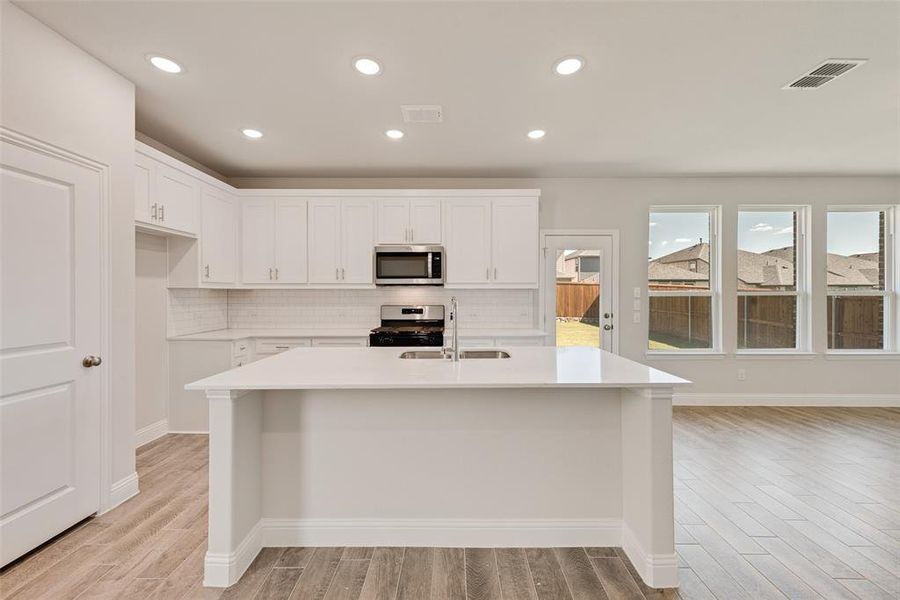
[82,355,102,368]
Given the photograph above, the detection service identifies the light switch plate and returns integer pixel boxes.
[633,299,641,311]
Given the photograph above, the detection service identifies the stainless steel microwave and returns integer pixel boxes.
[374,245,444,286]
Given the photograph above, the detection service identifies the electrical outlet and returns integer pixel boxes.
[737,369,746,381]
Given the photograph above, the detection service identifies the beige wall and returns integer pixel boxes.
[135,233,168,432]
[2,1,137,484]
[230,175,900,399]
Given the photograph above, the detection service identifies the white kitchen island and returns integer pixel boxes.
[186,346,689,589]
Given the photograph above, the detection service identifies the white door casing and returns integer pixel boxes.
[1,134,105,566]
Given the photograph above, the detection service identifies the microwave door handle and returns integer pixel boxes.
[427,253,432,278]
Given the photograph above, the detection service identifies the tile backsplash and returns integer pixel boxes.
[169,287,535,334]
[168,289,228,336]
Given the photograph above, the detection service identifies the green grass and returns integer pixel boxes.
[648,339,678,350]
[556,320,601,347]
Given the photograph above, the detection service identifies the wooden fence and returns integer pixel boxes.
[556,282,600,321]
[648,296,711,347]
[828,296,883,349]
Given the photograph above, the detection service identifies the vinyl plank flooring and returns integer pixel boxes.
[342,548,375,561]
[220,548,285,600]
[432,548,466,600]
[553,548,609,600]
[464,548,501,600]
[743,554,822,600]
[288,547,344,600]
[255,567,304,600]
[611,549,679,600]
[277,548,317,569]
[357,548,404,600]
[322,559,371,600]
[524,548,573,600]
[494,548,538,600]
[394,547,433,600]
[589,558,643,600]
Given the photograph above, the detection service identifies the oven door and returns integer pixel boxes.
[374,246,443,285]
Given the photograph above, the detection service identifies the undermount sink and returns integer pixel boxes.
[398,350,449,359]
[398,350,511,360]
[459,350,511,359]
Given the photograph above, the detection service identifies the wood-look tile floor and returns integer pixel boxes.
[1,407,898,599]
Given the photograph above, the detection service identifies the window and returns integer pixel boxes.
[648,208,719,351]
[736,208,807,350]
[827,209,892,350]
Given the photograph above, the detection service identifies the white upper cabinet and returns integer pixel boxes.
[156,163,198,234]
[308,198,375,284]
[241,197,309,284]
[274,198,308,283]
[134,147,199,236]
[376,199,410,244]
[134,152,154,224]
[241,198,277,284]
[308,199,342,283]
[341,199,375,283]
[491,197,539,286]
[443,195,539,288]
[376,198,441,244]
[200,186,237,284]
[409,199,442,244]
[444,199,492,285]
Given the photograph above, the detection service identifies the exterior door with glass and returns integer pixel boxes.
[543,233,616,352]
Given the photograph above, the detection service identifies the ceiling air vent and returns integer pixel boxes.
[784,59,867,89]
[401,105,443,123]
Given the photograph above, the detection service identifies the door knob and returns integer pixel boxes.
[82,355,102,367]
[604,313,612,319]
[603,324,613,331]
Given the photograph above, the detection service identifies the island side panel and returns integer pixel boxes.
[204,390,263,587]
[621,386,677,588]
[258,387,624,547]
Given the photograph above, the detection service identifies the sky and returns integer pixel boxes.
[649,210,882,260]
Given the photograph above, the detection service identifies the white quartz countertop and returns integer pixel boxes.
[185,346,690,391]
[168,328,549,342]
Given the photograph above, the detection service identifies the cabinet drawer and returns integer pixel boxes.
[311,337,368,347]
[232,340,251,357]
[256,338,312,354]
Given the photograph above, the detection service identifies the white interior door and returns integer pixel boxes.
[543,233,616,352]
[1,138,103,566]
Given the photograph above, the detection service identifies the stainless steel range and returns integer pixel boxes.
[369,305,445,347]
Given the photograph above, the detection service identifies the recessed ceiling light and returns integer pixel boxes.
[385,129,404,139]
[554,56,584,76]
[527,129,546,140]
[354,57,382,76]
[147,55,182,74]
[242,128,263,139]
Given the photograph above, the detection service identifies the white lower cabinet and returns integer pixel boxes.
[311,337,368,347]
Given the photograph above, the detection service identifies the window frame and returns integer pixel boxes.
[735,205,811,353]
[825,205,896,354]
[647,205,722,354]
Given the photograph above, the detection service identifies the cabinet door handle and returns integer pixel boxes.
[494,267,498,280]
[268,267,273,280]
[159,204,165,222]
[335,268,339,281]
[274,267,279,280]
[486,268,490,280]
[410,228,414,242]
[204,264,210,278]
[151,203,158,220]
[341,267,345,280]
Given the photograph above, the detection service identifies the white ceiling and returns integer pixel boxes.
[16,1,900,178]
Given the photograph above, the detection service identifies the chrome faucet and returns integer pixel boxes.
[443,296,460,361]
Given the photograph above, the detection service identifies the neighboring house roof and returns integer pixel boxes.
[647,262,708,282]
[648,243,880,288]
[655,243,708,264]
[564,250,600,261]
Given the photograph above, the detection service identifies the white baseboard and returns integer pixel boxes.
[674,393,900,407]
[135,419,168,448]
[166,430,209,435]
[621,524,678,589]
[104,472,139,514]
[204,521,262,588]
[261,517,622,549]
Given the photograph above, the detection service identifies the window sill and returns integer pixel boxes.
[645,351,726,360]
[733,351,817,360]
[825,351,900,360]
